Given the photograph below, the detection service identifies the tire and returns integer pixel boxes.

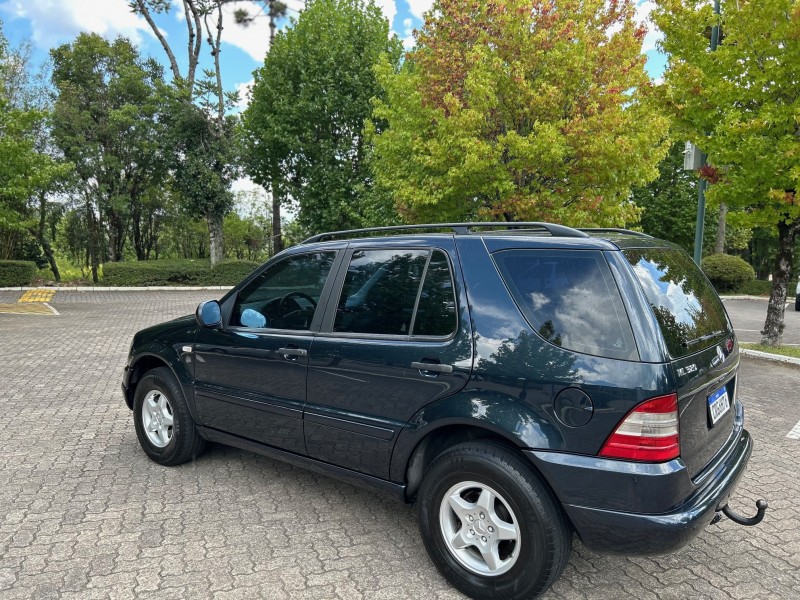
[417,442,571,600]
[795,294,799,311]
[133,367,205,466]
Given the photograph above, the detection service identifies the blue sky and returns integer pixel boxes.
[1,0,667,111]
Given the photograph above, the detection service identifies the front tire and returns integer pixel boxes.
[417,442,571,600]
[133,367,205,466]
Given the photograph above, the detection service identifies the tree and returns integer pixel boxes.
[50,33,165,280]
[131,0,240,265]
[1,21,71,276]
[242,0,402,236]
[631,142,717,253]
[654,0,800,346]
[369,0,668,225]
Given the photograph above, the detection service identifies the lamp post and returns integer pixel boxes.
[692,0,721,266]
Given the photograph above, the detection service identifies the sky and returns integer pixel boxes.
[0,0,666,197]
[1,0,667,109]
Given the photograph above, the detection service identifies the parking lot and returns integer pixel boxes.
[0,290,798,599]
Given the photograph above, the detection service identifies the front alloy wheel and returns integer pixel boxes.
[141,389,174,448]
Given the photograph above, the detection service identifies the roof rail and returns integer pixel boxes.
[579,228,653,239]
[301,222,590,244]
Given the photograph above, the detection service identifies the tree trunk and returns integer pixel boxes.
[272,190,283,255]
[714,203,727,254]
[761,219,798,346]
[208,214,224,266]
[32,194,60,283]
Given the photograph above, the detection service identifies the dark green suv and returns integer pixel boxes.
[122,223,765,600]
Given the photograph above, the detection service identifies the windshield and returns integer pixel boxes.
[624,248,730,358]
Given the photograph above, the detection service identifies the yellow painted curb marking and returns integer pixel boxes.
[18,289,56,303]
[0,303,56,315]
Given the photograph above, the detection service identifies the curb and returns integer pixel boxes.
[0,286,233,292]
[740,348,800,367]
[721,295,771,301]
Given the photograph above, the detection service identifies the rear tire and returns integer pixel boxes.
[133,367,205,466]
[417,442,571,600]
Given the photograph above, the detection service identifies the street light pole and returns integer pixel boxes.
[693,0,721,265]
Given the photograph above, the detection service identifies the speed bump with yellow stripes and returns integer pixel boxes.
[0,289,58,315]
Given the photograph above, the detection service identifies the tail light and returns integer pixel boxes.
[599,393,680,462]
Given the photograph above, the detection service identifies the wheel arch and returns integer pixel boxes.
[391,391,566,502]
[125,346,192,414]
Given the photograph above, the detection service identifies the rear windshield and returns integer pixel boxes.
[624,248,730,358]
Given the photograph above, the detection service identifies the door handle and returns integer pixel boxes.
[278,347,308,359]
[411,361,453,374]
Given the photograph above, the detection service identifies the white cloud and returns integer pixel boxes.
[635,0,663,53]
[406,0,434,20]
[0,0,155,48]
[234,78,254,111]
[374,0,397,27]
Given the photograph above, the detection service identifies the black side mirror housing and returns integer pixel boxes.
[196,300,222,328]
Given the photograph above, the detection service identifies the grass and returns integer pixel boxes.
[740,343,800,359]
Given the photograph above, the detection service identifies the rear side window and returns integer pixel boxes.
[334,249,458,337]
[624,248,730,358]
[494,250,638,361]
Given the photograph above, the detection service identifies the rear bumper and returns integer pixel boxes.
[525,419,752,555]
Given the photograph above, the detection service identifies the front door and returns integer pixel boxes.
[304,243,473,479]
[194,250,339,454]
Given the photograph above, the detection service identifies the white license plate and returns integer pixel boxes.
[707,387,731,425]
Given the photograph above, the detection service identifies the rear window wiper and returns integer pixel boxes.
[683,330,726,348]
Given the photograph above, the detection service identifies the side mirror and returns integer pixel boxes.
[196,300,222,328]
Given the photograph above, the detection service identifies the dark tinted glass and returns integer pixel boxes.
[233,252,335,330]
[624,248,730,358]
[494,250,638,360]
[412,250,457,337]
[334,249,427,335]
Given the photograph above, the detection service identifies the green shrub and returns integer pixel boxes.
[209,260,261,285]
[0,260,38,287]
[702,254,755,292]
[102,259,262,286]
[731,279,772,296]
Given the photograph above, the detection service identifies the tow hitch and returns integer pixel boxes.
[712,499,768,526]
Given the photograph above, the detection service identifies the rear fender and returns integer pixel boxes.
[389,390,564,484]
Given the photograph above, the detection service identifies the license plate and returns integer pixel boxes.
[707,386,731,426]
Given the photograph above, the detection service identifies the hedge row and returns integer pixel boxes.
[0,260,38,287]
[102,259,261,286]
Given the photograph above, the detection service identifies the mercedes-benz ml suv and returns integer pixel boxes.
[122,223,765,600]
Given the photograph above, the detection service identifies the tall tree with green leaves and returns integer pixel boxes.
[1,21,71,274]
[654,0,800,346]
[51,34,165,280]
[131,0,239,264]
[369,0,668,225]
[242,0,403,237]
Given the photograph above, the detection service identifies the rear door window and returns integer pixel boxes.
[624,248,730,358]
[493,249,638,360]
[333,249,458,337]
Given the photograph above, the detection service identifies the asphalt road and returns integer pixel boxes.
[0,290,798,599]
[722,297,800,345]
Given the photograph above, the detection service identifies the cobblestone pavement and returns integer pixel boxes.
[0,291,798,599]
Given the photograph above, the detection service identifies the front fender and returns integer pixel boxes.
[389,390,565,483]
[125,341,197,420]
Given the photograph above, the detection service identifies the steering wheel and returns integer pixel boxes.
[278,291,318,310]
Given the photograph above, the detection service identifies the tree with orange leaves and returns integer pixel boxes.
[369,0,668,225]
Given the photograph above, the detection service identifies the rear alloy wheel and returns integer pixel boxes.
[133,367,205,466]
[418,442,571,600]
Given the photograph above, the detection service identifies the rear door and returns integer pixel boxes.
[624,247,738,478]
[303,240,473,479]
